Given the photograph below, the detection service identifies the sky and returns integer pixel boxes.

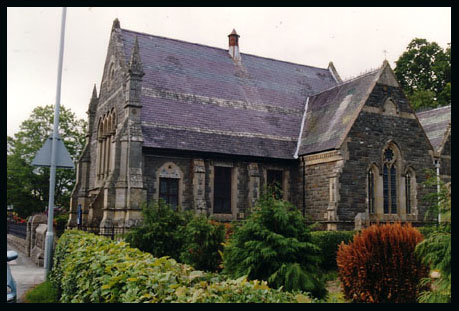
[7,7,451,137]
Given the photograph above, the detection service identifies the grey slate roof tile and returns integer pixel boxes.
[417,105,451,152]
[298,69,381,155]
[120,28,337,159]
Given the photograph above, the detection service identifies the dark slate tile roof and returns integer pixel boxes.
[417,105,451,152]
[120,28,338,159]
[297,69,382,155]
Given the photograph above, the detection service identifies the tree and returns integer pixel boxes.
[7,105,86,218]
[394,38,451,111]
[222,191,326,299]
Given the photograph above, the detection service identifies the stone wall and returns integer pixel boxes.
[7,214,50,267]
[7,234,27,254]
[143,150,297,221]
[337,83,436,229]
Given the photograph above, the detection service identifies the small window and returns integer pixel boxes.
[159,178,179,210]
[108,62,115,87]
[214,166,232,213]
[267,169,283,199]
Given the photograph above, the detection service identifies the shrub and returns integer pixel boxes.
[223,193,327,299]
[310,230,355,271]
[337,223,428,303]
[415,225,451,302]
[180,215,226,272]
[50,230,312,303]
[417,225,437,239]
[415,175,451,303]
[124,200,192,260]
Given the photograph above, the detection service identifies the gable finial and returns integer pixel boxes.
[112,18,120,31]
[91,83,98,99]
[88,83,98,115]
[128,36,145,76]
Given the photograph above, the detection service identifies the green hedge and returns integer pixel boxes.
[310,230,355,271]
[50,230,314,303]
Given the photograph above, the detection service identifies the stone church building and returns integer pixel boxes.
[69,19,450,231]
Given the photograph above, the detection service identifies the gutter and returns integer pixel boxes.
[293,97,309,217]
[293,97,309,159]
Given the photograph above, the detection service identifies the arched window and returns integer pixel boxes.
[404,168,416,215]
[96,110,117,181]
[368,169,375,214]
[157,162,183,210]
[383,146,397,214]
[405,172,411,214]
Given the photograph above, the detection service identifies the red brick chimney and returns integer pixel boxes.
[228,29,241,61]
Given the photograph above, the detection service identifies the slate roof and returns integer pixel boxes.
[119,28,338,159]
[297,68,382,155]
[417,105,451,152]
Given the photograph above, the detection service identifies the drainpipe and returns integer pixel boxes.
[434,159,441,223]
[302,156,306,217]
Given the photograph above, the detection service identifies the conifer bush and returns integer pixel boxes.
[124,200,192,261]
[180,215,226,272]
[336,223,428,303]
[223,192,327,299]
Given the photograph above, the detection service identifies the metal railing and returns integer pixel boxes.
[7,222,27,239]
[67,225,128,240]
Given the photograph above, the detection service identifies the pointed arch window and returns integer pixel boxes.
[96,109,116,181]
[405,168,417,215]
[368,169,375,214]
[108,62,115,87]
[405,172,411,214]
[383,146,397,214]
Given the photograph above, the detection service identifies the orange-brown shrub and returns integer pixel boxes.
[336,223,428,303]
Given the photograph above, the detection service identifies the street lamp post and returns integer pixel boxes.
[44,7,67,276]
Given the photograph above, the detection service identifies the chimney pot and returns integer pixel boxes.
[228,29,241,61]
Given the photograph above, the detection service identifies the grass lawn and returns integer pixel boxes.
[24,280,59,303]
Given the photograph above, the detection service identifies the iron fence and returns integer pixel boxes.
[67,225,129,240]
[7,221,27,239]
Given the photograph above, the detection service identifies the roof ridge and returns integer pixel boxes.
[417,105,451,115]
[306,67,382,98]
[120,28,332,72]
